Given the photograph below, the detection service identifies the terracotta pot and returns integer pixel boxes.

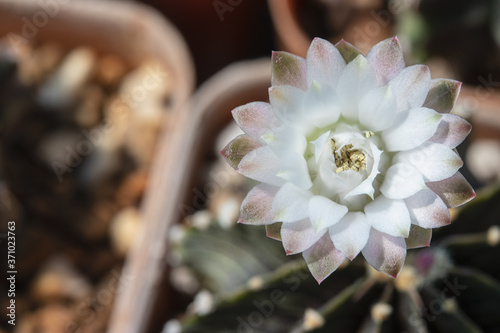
[0,1,194,332]
[135,58,271,332]
[268,0,394,56]
[0,0,194,99]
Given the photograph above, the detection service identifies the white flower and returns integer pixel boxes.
[221,37,475,283]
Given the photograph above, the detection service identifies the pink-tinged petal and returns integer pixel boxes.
[272,182,312,223]
[238,183,279,225]
[405,225,432,249]
[221,134,261,170]
[232,102,281,144]
[266,222,282,240]
[429,114,472,148]
[366,36,405,86]
[271,51,307,90]
[394,142,463,182]
[358,85,398,132]
[337,55,378,120]
[238,146,285,186]
[308,195,348,232]
[389,65,431,112]
[362,228,407,278]
[277,152,312,190]
[382,107,442,152]
[423,79,462,113]
[404,189,451,228]
[365,195,411,238]
[268,85,305,124]
[380,163,427,200]
[281,219,326,255]
[426,172,476,208]
[329,212,371,260]
[306,37,346,88]
[303,233,345,284]
[335,39,362,64]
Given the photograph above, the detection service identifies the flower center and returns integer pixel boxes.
[330,138,367,173]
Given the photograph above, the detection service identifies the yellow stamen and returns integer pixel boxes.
[331,139,367,173]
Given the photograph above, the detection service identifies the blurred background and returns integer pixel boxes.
[0,0,500,333]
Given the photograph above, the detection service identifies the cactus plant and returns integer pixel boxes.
[169,186,500,333]
[164,37,500,333]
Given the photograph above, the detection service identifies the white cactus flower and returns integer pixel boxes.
[221,37,475,283]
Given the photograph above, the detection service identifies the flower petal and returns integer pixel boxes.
[426,172,476,208]
[267,126,307,156]
[382,107,442,152]
[358,86,398,132]
[276,152,312,190]
[329,212,370,260]
[314,164,348,198]
[366,36,405,86]
[365,195,411,238]
[423,79,462,113]
[268,85,305,124]
[311,130,331,163]
[405,225,432,249]
[221,134,261,170]
[271,51,307,90]
[272,182,312,223]
[232,102,281,144]
[303,81,341,128]
[380,163,427,199]
[308,195,348,232]
[337,55,377,120]
[303,233,345,284]
[238,146,284,186]
[306,37,346,88]
[281,219,326,255]
[429,114,471,148]
[238,183,279,225]
[389,65,431,112]
[362,228,406,278]
[345,142,383,199]
[404,189,451,228]
[335,39,362,63]
[394,142,463,182]
[266,223,282,241]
